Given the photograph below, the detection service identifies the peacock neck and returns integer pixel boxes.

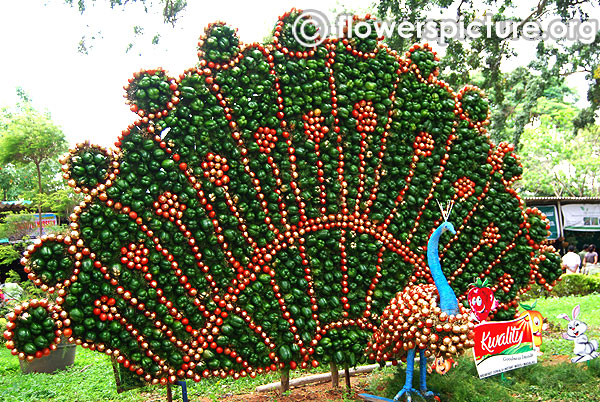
[427,224,458,315]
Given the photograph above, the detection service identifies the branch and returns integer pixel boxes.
[554,172,578,197]
[579,178,586,197]
[456,0,467,19]
[559,68,592,77]
[518,0,549,31]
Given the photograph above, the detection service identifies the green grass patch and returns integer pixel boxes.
[1,295,599,401]
[0,346,153,402]
[534,294,600,328]
[0,345,331,401]
[534,294,600,356]
[365,353,600,402]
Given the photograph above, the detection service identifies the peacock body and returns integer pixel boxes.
[368,219,475,400]
[369,284,474,364]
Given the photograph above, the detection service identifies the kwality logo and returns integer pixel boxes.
[473,315,534,359]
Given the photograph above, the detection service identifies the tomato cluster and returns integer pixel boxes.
[199,23,240,64]
[124,68,178,119]
[4,299,63,361]
[61,143,115,191]
[6,9,562,385]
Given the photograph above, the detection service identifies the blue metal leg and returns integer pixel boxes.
[418,350,439,399]
[175,381,188,402]
[394,348,418,401]
[419,350,427,391]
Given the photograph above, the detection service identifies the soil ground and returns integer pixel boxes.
[182,353,579,402]
[196,373,377,402]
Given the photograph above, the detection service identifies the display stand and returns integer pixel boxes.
[111,357,187,401]
[166,381,189,402]
[358,394,395,402]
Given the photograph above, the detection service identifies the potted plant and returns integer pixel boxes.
[2,270,76,374]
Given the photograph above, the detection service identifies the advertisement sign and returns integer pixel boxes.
[562,204,600,231]
[534,205,559,240]
[5,213,58,240]
[473,316,537,378]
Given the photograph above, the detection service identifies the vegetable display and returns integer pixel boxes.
[4,10,562,385]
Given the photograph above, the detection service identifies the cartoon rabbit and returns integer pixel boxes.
[557,305,599,363]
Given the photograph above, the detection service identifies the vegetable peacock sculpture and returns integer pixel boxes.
[4,9,561,392]
[365,202,474,401]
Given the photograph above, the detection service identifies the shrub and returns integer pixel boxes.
[522,273,600,300]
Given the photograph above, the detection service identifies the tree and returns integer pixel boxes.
[65,0,187,25]
[0,160,66,202]
[517,121,600,197]
[0,109,68,236]
[37,187,84,223]
[0,164,18,201]
[376,0,600,147]
[61,0,186,53]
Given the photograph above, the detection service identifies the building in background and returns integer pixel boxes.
[524,197,600,253]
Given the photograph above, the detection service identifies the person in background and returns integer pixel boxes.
[579,244,589,272]
[562,245,581,274]
[583,244,599,275]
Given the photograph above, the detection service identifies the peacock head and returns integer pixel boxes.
[439,221,456,235]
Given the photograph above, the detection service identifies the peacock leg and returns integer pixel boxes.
[418,349,438,398]
[394,348,419,401]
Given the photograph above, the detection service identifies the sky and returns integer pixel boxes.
[0,0,591,149]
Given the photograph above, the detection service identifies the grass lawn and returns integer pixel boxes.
[0,345,320,402]
[1,294,599,402]
[365,294,600,401]
[535,294,600,356]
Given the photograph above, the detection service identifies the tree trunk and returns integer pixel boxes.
[166,382,173,402]
[344,364,351,390]
[329,361,339,388]
[35,162,43,237]
[280,367,290,393]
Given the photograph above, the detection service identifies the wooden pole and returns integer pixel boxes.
[166,383,172,402]
[557,200,564,249]
[344,364,351,389]
[280,367,290,393]
[329,361,339,388]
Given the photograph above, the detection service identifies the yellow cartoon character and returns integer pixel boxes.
[427,356,457,375]
[518,301,547,353]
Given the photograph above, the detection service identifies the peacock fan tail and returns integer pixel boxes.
[4,10,562,384]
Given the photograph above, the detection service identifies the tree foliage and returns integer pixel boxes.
[0,107,68,235]
[65,0,187,25]
[0,109,67,170]
[377,0,600,147]
[0,164,18,201]
[518,121,600,197]
[0,245,20,266]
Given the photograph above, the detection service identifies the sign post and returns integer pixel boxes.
[5,213,58,241]
[472,316,537,379]
[535,205,560,240]
[561,204,600,231]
